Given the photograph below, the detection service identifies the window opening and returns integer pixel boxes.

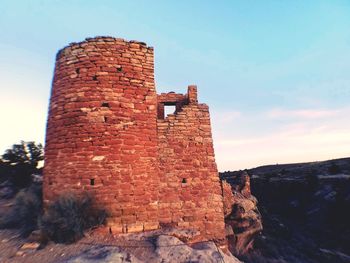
[164,105,176,117]
[101,102,110,108]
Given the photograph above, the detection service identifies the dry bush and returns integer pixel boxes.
[40,193,106,243]
[0,183,42,236]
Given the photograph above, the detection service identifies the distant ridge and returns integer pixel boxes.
[220,157,350,179]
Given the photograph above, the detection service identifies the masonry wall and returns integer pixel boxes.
[44,36,225,242]
[44,37,159,233]
[157,87,226,241]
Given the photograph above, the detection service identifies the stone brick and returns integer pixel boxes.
[126,223,144,233]
[143,221,159,231]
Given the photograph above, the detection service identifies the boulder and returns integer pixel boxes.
[68,246,141,263]
[155,235,242,263]
[67,234,242,263]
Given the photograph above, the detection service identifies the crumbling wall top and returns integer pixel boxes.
[56,36,154,60]
[157,85,198,119]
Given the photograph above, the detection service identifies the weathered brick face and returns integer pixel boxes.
[157,88,225,241]
[44,36,225,241]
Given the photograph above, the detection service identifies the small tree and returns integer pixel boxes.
[1,141,44,188]
[2,141,43,168]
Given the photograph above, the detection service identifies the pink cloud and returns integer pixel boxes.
[211,110,242,125]
[213,106,350,171]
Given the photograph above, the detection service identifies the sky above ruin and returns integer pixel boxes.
[1,0,350,170]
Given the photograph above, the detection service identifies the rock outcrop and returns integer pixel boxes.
[67,232,242,263]
[155,235,242,263]
[222,172,263,256]
[68,246,142,263]
[221,158,350,263]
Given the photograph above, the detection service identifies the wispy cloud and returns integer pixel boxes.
[266,108,341,119]
[211,110,242,125]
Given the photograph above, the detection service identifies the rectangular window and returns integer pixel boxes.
[164,105,176,117]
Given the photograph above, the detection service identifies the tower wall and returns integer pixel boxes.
[157,87,225,241]
[44,37,226,241]
[44,37,159,232]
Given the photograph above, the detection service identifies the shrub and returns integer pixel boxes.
[0,183,42,236]
[0,160,10,184]
[40,193,106,243]
[306,174,319,191]
[328,162,341,175]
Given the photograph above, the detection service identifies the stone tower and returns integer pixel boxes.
[44,37,225,241]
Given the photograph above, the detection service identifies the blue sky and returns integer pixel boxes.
[1,0,350,170]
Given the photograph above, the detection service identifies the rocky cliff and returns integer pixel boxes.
[222,171,263,256]
[221,157,350,263]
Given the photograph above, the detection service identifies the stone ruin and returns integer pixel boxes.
[43,36,226,242]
